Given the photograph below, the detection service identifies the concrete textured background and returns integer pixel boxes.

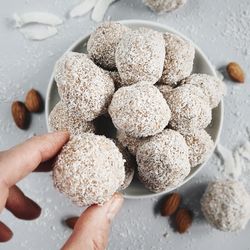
[0,0,250,249]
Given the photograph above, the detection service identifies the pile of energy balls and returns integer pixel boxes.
[49,22,225,207]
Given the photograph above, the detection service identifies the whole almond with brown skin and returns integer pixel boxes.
[175,208,192,234]
[11,101,30,129]
[227,62,245,83]
[161,193,181,216]
[65,217,79,229]
[25,89,43,113]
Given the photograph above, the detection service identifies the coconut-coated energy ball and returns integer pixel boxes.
[201,180,250,232]
[53,133,125,207]
[160,32,195,86]
[166,85,212,134]
[116,130,150,156]
[180,73,226,108]
[136,129,190,192]
[87,22,130,70]
[143,0,187,14]
[54,52,115,121]
[115,28,165,86]
[48,101,95,135]
[184,129,214,167]
[115,141,136,190]
[109,82,171,138]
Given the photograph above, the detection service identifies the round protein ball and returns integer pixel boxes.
[201,180,250,232]
[115,141,136,190]
[116,28,165,85]
[180,73,226,109]
[117,130,150,156]
[143,0,187,13]
[55,52,115,121]
[136,129,190,192]
[109,82,171,138]
[48,101,95,135]
[53,133,125,207]
[160,32,195,86]
[87,22,130,70]
[184,129,214,167]
[166,85,212,134]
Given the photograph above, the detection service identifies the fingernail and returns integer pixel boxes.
[107,193,124,221]
[52,131,70,137]
[0,222,13,242]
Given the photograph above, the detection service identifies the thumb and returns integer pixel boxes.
[62,193,124,250]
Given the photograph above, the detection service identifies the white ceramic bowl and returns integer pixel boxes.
[46,20,224,199]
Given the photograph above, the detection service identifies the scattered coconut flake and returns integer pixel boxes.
[69,0,97,18]
[216,144,240,179]
[20,25,58,41]
[92,0,117,22]
[232,150,244,179]
[217,141,250,180]
[216,69,224,81]
[13,12,63,28]
[237,141,250,161]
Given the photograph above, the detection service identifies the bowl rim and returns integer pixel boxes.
[45,19,224,199]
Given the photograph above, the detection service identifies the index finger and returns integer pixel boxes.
[0,131,69,188]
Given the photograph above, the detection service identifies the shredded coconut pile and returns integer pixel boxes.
[54,52,115,121]
[109,82,171,138]
[48,101,95,135]
[166,84,212,134]
[201,180,250,232]
[184,129,214,168]
[143,0,187,14]
[181,73,226,108]
[53,133,125,206]
[87,22,130,70]
[217,141,250,180]
[136,129,190,192]
[160,32,195,86]
[115,28,165,85]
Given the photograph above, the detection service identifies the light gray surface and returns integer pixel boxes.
[0,0,250,250]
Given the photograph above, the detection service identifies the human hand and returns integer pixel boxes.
[0,132,124,250]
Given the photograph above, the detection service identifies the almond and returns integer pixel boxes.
[25,89,43,113]
[175,208,192,234]
[11,101,30,129]
[226,62,245,83]
[65,217,79,229]
[161,193,181,216]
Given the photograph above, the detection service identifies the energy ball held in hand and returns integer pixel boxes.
[53,134,125,206]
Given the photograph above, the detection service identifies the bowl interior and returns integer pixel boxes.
[46,20,223,199]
